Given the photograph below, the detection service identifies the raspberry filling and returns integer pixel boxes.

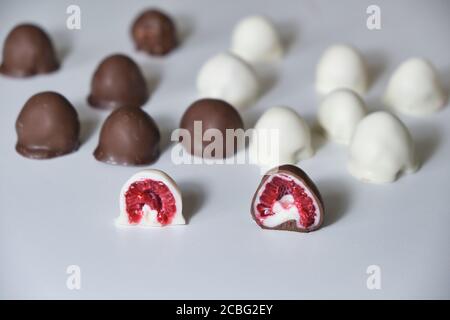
[256,174,317,228]
[125,179,177,225]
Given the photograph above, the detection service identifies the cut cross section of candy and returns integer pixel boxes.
[251,165,324,232]
[117,170,185,227]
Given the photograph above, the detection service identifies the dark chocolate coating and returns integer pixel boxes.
[15,92,80,159]
[94,107,160,166]
[88,54,148,110]
[179,99,244,158]
[251,165,324,233]
[131,9,177,56]
[0,24,59,78]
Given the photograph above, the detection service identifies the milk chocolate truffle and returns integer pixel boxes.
[179,99,244,158]
[0,24,59,77]
[131,9,177,56]
[16,92,80,159]
[251,165,324,233]
[88,54,148,110]
[94,107,160,166]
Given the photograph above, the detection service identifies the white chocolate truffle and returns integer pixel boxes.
[316,44,369,96]
[348,112,418,183]
[318,88,367,145]
[230,15,283,64]
[117,169,185,227]
[249,106,314,169]
[383,58,447,116]
[196,52,260,110]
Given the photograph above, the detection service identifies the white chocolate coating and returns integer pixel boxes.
[249,106,314,169]
[316,44,369,96]
[196,52,260,110]
[117,169,185,227]
[230,15,283,64]
[384,58,447,117]
[318,88,367,145]
[348,112,418,183]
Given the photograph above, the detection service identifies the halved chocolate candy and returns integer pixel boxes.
[251,165,324,232]
[117,169,185,227]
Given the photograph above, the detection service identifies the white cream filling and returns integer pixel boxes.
[261,194,300,227]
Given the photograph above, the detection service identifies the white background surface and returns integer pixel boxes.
[0,0,449,299]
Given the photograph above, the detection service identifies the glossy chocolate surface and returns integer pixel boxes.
[88,54,148,110]
[94,106,160,166]
[0,24,59,78]
[131,9,177,56]
[16,91,80,159]
[179,98,244,158]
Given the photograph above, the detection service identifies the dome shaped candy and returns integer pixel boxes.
[88,54,148,110]
[131,9,177,56]
[348,111,418,183]
[179,98,244,159]
[94,107,160,166]
[316,44,368,96]
[249,106,313,169]
[383,58,447,116]
[230,15,283,64]
[16,92,80,159]
[0,24,59,78]
[196,52,260,110]
[318,88,367,145]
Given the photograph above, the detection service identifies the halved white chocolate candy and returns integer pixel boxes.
[117,169,185,227]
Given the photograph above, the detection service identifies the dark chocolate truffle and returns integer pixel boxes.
[179,98,244,158]
[88,54,148,110]
[131,9,177,56]
[94,107,160,166]
[16,92,80,159]
[251,165,324,233]
[0,24,59,78]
